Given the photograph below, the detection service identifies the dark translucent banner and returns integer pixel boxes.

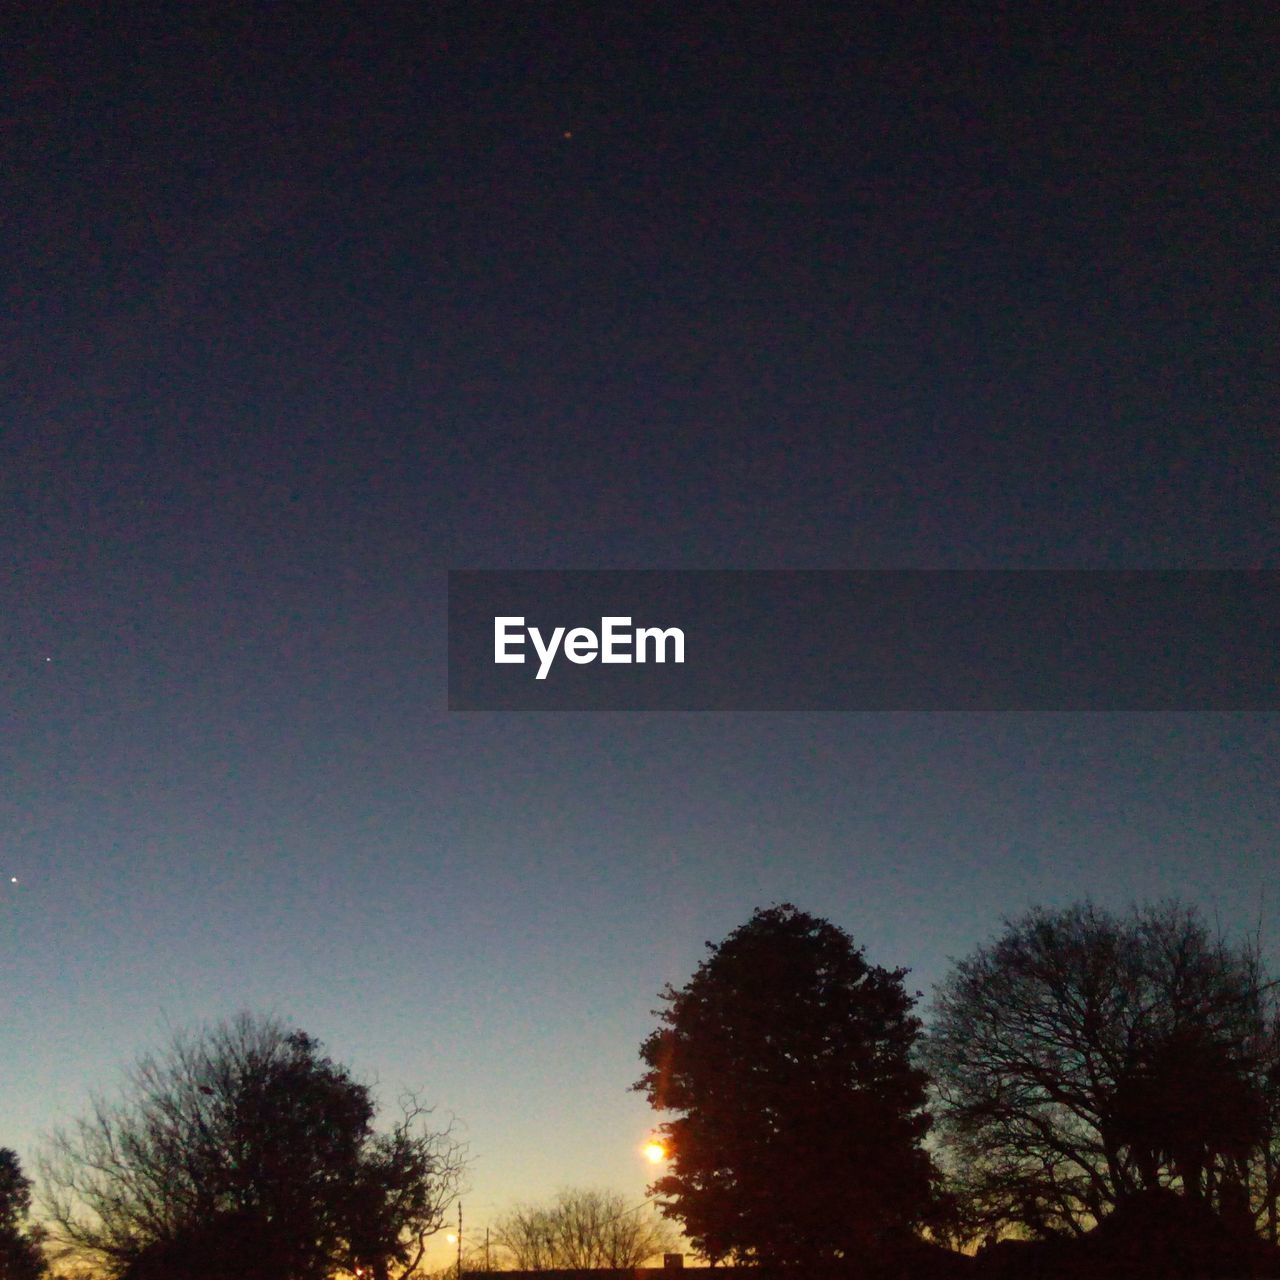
[447,571,1277,711]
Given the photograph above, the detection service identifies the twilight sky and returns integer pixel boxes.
[2,3,1276,1261]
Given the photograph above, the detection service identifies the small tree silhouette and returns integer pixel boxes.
[1110,1027,1267,1210]
[492,1188,675,1269]
[0,1149,46,1280]
[41,1013,465,1279]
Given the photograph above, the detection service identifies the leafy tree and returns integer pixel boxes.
[491,1188,676,1269]
[0,1149,46,1280]
[634,904,942,1265]
[40,1013,466,1279]
[924,901,1277,1240]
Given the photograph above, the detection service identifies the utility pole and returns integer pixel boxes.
[457,1202,463,1278]
[485,1226,491,1272]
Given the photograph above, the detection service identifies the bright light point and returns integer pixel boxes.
[446,1234,457,1244]
[9,877,17,884]
[643,1141,666,1163]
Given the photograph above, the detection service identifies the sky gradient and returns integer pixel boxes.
[2,4,1276,1264]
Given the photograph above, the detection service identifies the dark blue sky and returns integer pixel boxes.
[2,2,1276,1255]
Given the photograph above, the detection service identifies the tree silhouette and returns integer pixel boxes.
[116,1210,285,1280]
[0,1149,46,1280]
[40,1013,465,1279]
[925,902,1276,1239]
[634,904,942,1266]
[1104,1020,1273,1249]
[492,1188,675,1269]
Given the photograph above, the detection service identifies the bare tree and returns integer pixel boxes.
[924,902,1278,1240]
[492,1189,676,1269]
[40,1013,466,1279]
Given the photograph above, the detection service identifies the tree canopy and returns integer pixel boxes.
[0,1149,46,1280]
[924,901,1280,1241]
[40,1013,465,1280]
[635,904,943,1265]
